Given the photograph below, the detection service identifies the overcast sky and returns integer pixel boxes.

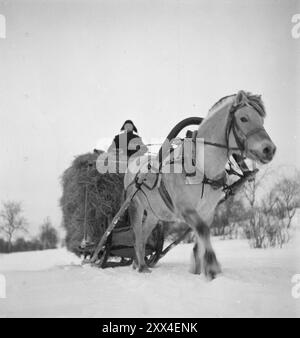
[0,0,299,236]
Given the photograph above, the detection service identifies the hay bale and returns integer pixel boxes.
[60,152,125,254]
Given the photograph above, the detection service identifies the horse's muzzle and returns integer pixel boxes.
[249,140,276,164]
[261,142,276,162]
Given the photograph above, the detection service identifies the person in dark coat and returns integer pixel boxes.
[108,120,148,159]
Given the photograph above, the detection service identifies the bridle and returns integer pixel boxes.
[190,101,265,198]
[190,101,266,161]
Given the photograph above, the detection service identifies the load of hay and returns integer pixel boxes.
[60,151,125,254]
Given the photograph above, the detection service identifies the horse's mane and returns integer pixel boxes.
[207,92,266,118]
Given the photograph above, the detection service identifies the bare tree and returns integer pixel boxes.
[39,217,59,249]
[243,164,271,209]
[244,169,300,248]
[0,201,28,252]
[260,190,286,248]
[272,173,300,229]
[212,196,248,238]
[242,165,271,247]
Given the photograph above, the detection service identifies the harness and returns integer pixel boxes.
[134,101,263,212]
[131,170,175,218]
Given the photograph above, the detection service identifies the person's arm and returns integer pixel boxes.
[138,139,148,155]
[129,136,148,156]
[107,136,124,155]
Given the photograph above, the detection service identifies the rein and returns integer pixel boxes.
[191,102,262,199]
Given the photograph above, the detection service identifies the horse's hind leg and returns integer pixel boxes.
[129,199,151,273]
[183,209,221,279]
[190,243,201,275]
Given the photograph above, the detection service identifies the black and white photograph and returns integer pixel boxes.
[0,0,299,319]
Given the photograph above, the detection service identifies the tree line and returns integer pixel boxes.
[211,167,300,248]
[0,201,59,253]
[1,167,299,253]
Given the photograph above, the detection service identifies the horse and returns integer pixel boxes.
[124,90,276,279]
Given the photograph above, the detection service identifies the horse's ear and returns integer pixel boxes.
[233,90,247,107]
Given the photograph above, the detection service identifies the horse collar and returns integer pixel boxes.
[201,172,227,198]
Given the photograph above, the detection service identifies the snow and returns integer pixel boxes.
[0,248,81,272]
[0,230,299,317]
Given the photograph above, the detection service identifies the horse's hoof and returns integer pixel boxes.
[132,261,137,270]
[204,262,222,280]
[189,265,201,275]
[189,258,201,275]
[203,250,221,280]
[138,265,152,273]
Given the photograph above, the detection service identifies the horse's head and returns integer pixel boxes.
[227,90,276,164]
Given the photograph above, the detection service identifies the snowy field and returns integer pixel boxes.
[0,229,300,318]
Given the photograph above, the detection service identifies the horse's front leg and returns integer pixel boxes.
[182,208,221,279]
[129,199,151,273]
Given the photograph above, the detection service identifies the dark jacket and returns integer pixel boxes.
[109,131,147,158]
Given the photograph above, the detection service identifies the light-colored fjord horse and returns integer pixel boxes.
[124,90,276,279]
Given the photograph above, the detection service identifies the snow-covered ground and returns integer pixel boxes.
[0,230,300,318]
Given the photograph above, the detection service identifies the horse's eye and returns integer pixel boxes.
[240,117,248,123]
